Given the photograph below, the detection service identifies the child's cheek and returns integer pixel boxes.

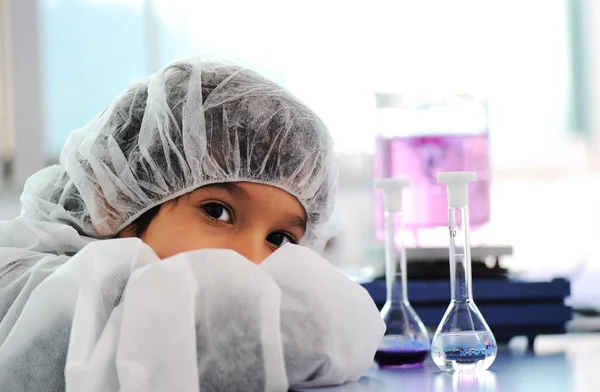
[149,225,233,260]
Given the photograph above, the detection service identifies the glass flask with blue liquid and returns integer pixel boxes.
[431,172,497,372]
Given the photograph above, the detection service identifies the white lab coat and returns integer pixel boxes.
[0,217,384,392]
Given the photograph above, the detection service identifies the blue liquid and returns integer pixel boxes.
[443,349,487,363]
[431,331,497,371]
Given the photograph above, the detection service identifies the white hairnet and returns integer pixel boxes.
[20,59,338,250]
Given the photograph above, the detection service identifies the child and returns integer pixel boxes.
[0,59,384,391]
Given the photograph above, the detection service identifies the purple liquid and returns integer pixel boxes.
[375,349,429,367]
[374,134,490,246]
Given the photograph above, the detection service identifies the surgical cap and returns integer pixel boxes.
[20,59,339,250]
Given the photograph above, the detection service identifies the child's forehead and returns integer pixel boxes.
[191,183,305,212]
[197,182,251,199]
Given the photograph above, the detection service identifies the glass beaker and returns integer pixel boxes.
[431,172,497,372]
[374,179,430,367]
[373,93,490,248]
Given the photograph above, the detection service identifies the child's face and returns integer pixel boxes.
[127,182,307,264]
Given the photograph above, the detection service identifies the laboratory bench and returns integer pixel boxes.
[295,333,600,392]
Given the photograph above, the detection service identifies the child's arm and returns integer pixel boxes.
[0,237,155,391]
[107,249,289,392]
[261,244,386,389]
[0,239,292,392]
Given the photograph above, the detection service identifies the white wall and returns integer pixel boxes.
[0,0,46,190]
[0,192,20,220]
[587,0,600,168]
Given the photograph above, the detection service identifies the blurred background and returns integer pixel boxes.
[2,0,600,310]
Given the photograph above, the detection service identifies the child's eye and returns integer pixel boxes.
[202,203,232,223]
[266,232,296,247]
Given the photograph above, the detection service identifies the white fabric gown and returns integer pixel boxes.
[0,218,384,392]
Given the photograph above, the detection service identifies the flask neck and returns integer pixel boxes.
[384,210,408,305]
[449,206,473,302]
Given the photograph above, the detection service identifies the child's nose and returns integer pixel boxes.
[231,236,270,265]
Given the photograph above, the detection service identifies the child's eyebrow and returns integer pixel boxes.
[284,213,307,232]
[203,183,307,231]
[206,183,251,200]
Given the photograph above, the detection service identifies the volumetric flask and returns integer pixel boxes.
[431,172,497,372]
[374,178,430,367]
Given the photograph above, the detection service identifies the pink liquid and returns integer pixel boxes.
[374,134,490,246]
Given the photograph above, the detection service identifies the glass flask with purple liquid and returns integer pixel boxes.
[374,93,490,247]
[374,179,430,367]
